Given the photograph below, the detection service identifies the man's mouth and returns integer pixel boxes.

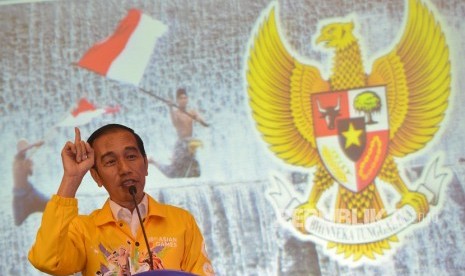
[121,179,137,187]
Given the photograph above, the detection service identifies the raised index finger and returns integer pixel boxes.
[74,127,83,161]
[75,127,81,143]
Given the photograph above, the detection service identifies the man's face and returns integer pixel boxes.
[90,130,148,206]
[177,94,188,108]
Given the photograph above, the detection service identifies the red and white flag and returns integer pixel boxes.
[77,9,167,86]
[56,98,120,127]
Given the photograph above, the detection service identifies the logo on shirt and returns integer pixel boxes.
[154,236,178,248]
[96,240,167,275]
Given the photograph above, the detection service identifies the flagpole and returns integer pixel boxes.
[137,87,210,127]
[71,62,210,127]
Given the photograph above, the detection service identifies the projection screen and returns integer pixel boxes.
[1,0,465,275]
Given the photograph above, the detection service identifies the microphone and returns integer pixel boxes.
[129,186,154,271]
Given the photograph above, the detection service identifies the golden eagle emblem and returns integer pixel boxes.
[245,0,451,262]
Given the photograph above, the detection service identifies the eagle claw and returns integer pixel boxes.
[292,202,321,234]
[396,191,429,222]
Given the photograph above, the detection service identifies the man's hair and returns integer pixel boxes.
[176,88,187,98]
[87,124,146,157]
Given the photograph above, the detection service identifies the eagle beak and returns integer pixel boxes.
[316,34,328,45]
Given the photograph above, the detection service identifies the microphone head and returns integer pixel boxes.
[128,185,137,195]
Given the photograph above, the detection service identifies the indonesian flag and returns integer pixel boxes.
[77,9,167,86]
[56,98,120,127]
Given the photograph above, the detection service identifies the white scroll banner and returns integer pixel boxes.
[303,205,416,243]
[266,154,451,244]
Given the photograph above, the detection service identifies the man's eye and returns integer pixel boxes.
[127,155,137,160]
[104,160,116,166]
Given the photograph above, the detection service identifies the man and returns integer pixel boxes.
[152,88,207,178]
[13,139,48,226]
[29,124,214,276]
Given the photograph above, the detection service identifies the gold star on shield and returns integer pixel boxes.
[342,123,363,148]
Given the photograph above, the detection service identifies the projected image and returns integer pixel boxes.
[1,0,465,275]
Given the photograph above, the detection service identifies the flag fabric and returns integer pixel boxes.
[56,98,120,127]
[77,9,167,86]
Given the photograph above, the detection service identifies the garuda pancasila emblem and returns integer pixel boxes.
[245,0,451,262]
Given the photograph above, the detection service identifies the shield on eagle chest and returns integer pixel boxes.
[311,86,390,192]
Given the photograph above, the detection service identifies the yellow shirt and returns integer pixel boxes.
[29,194,215,276]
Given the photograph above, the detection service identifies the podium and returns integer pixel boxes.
[136,270,198,276]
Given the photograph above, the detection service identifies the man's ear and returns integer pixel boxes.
[90,168,103,187]
[144,156,149,176]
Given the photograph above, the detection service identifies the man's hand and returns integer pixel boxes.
[167,99,175,107]
[57,128,95,198]
[190,110,210,127]
[33,140,45,148]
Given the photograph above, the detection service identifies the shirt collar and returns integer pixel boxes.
[109,194,148,224]
[94,194,167,226]
[146,195,167,218]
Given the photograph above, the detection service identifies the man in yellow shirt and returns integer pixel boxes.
[29,124,215,276]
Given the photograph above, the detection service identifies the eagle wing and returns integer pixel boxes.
[367,0,451,157]
[246,6,330,167]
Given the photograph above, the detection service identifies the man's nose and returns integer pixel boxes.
[117,159,131,174]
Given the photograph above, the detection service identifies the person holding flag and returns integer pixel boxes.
[151,88,207,178]
[12,139,48,226]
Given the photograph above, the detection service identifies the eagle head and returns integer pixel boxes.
[316,22,356,50]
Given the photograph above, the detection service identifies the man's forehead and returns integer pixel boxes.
[98,146,139,157]
[92,130,139,154]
